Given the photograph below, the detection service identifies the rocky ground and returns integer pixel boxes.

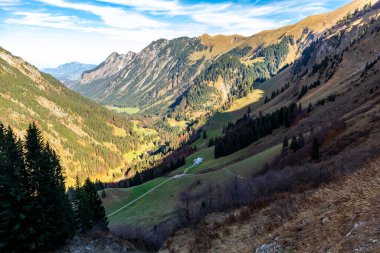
[54,232,146,253]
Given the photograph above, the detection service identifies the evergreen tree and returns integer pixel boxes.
[297,133,305,149]
[307,102,312,113]
[311,139,320,160]
[208,138,215,147]
[24,123,74,250]
[0,125,36,252]
[83,178,109,231]
[73,177,92,232]
[282,136,289,149]
[290,135,299,152]
[41,144,75,247]
[1,123,75,252]
[202,130,207,139]
[247,106,252,115]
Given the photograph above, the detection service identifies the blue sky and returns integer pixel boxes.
[0,0,351,68]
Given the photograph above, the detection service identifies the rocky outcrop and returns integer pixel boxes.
[55,232,142,253]
[80,51,136,84]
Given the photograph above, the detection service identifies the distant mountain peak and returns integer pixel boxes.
[79,51,136,85]
[43,62,97,88]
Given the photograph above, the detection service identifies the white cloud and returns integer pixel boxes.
[38,0,166,30]
[5,12,83,30]
[0,0,19,6]
[1,0,350,67]
[97,0,181,12]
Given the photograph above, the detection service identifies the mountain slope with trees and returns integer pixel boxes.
[0,48,150,185]
[0,123,109,252]
[75,0,373,117]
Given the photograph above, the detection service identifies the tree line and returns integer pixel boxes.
[108,156,186,189]
[214,102,300,158]
[0,122,108,252]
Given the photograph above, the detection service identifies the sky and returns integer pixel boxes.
[0,0,351,68]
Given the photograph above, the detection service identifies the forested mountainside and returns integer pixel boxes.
[0,48,153,186]
[74,0,373,117]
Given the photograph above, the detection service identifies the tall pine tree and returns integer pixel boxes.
[24,123,75,250]
[73,177,92,232]
[83,178,109,231]
[0,125,36,252]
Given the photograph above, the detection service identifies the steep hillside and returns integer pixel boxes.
[78,51,136,91]
[158,3,380,252]
[0,48,156,186]
[75,0,373,117]
[98,2,380,251]
[43,62,96,88]
[75,37,206,113]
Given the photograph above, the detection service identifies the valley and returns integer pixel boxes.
[0,0,379,252]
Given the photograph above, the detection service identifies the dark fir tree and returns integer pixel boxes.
[83,178,109,231]
[308,102,312,113]
[208,138,215,147]
[290,135,299,152]
[0,125,36,252]
[282,136,289,149]
[73,177,92,232]
[24,123,75,250]
[1,122,75,252]
[202,130,207,139]
[311,138,320,160]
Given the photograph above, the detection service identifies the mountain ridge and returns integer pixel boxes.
[43,62,96,88]
[74,0,373,116]
[0,47,153,186]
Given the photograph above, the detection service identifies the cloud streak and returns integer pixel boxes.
[0,0,350,67]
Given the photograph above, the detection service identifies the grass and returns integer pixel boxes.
[226,89,264,112]
[106,176,195,227]
[130,120,158,137]
[104,143,282,229]
[167,118,189,128]
[227,144,281,175]
[104,177,169,214]
[106,106,141,115]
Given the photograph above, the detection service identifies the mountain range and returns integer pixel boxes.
[74,0,372,117]
[43,62,96,88]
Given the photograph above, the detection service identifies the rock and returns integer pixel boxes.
[255,242,281,253]
[79,51,136,84]
[322,217,330,224]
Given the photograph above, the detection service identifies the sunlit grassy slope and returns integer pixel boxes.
[0,48,154,186]
[106,106,141,115]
